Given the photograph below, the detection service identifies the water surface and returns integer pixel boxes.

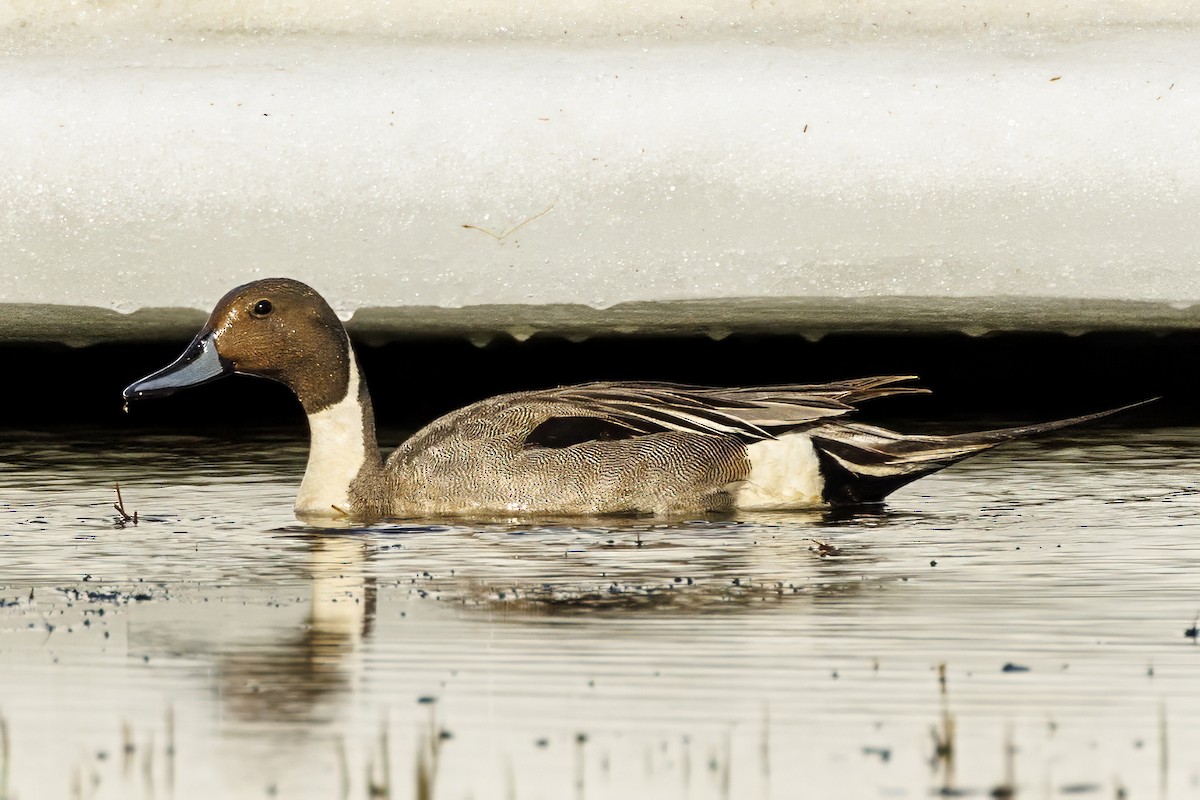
[1,427,1199,799]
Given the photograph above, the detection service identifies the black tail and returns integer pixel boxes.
[809,399,1156,506]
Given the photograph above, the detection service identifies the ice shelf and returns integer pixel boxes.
[2,2,1199,344]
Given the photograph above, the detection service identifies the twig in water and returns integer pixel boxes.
[462,202,555,241]
[1160,701,1169,796]
[140,732,155,797]
[367,721,392,799]
[931,663,957,792]
[1,710,10,800]
[113,483,138,526]
[335,737,350,800]
[165,705,176,796]
[415,709,442,800]
[122,720,135,777]
[991,723,1016,798]
[807,538,842,557]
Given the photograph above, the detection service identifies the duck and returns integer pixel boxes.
[123,278,1143,520]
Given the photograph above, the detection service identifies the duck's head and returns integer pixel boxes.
[123,278,354,414]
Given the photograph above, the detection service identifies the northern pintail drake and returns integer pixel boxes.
[124,278,1141,519]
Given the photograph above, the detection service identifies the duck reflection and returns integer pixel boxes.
[217,534,375,722]
[216,504,914,720]
[389,506,912,614]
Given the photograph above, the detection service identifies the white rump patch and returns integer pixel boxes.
[295,349,366,516]
[735,433,826,510]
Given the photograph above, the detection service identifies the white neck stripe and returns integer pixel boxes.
[294,346,367,516]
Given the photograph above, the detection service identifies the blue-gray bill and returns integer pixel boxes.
[123,334,232,402]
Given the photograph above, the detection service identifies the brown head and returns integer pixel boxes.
[123,278,355,415]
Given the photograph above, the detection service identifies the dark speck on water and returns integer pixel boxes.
[861,746,890,762]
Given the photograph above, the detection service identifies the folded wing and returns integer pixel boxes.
[525,376,929,447]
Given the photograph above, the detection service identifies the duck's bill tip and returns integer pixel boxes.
[122,376,183,401]
[122,335,231,401]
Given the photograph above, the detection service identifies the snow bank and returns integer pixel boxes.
[2,2,1198,342]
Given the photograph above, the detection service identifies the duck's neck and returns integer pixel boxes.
[294,346,385,518]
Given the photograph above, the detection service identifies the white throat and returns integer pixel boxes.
[295,349,367,517]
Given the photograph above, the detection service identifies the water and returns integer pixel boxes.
[2,425,1199,799]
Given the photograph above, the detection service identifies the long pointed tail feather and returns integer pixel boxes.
[938,398,1159,446]
[809,398,1157,505]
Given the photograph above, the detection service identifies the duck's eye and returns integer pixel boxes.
[252,299,273,317]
